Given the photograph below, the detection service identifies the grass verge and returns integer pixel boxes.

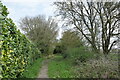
[22,58,43,78]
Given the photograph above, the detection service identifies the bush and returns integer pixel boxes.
[0,2,41,78]
[53,45,62,54]
[74,57,119,78]
[64,47,95,64]
[53,44,66,54]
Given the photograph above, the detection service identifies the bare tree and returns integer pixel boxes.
[54,0,120,55]
[94,2,120,56]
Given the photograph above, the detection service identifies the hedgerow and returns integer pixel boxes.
[0,2,41,78]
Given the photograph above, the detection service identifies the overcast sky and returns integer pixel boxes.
[2,0,63,39]
[2,0,58,24]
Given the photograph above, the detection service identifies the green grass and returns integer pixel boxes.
[23,58,43,78]
[48,53,119,78]
[48,55,75,78]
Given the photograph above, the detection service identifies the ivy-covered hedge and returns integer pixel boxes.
[0,2,41,78]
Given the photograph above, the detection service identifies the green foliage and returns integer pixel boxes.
[53,43,65,54]
[19,16,58,55]
[54,30,83,55]
[22,58,43,78]
[64,47,95,64]
[48,54,119,78]
[0,2,41,78]
[48,55,74,78]
[61,30,83,48]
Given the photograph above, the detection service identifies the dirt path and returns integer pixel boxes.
[37,59,49,78]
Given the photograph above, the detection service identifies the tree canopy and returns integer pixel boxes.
[19,15,58,54]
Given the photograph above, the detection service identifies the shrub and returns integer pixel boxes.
[74,57,119,78]
[53,45,63,54]
[53,44,66,55]
[64,47,95,64]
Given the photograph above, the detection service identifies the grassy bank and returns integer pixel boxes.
[23,58,43,78]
